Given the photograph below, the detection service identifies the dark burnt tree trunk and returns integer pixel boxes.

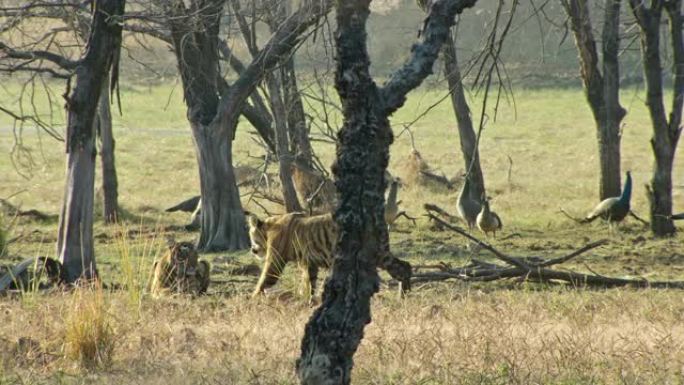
[297,0,477,383]
[97,78,119,223]
[56,0,125,282]
[442,30,485,199]
[169,0,334,250]
[629,0,683,236]
[562,0,625,200]
[168,0,249,251]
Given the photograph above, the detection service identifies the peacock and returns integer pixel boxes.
[384,178,401,229]
[457,176,481,229]
[584,171,632,229]
[384,177,416,230]
[476,195,502,238]
[671,213,684,220]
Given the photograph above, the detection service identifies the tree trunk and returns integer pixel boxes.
[57,139,97,282]
[563,0,624,200]
[297,0,477,383]
[630,0,682,236]
[266,71,303,212]
[599,0,623,199]
[442,31,485,199]
[168,0,251,251]
[97,79,119,224]
[297,4,389,383]
[282,57,313,166]
[192,122,250,251]
[56,0,124,283]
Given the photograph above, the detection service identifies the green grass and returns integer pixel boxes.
[1,82,684,384]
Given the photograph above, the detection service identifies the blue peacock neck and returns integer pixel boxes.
[619,172,632,205]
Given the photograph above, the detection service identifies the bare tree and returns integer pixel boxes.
[233,0,303,212]
[296,0,478,383]
[56,0,125,282]
[442,25,486,199]
[168,0,333,251]
[561,0,626,200]
[0,1,121,224]
[628,0,683,236]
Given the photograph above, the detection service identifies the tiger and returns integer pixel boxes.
[247,212,412,298]
[149,240,210,297]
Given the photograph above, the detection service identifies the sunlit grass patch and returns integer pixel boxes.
[63,284,115,369]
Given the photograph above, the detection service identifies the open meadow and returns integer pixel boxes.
[1,83,684,384]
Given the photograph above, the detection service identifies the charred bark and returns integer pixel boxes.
[56,0,125,282]
[629,0,683,236]
[97,79,119,224]
[442,30,485,199]
[297,0,477,383]
[562,0,625,200]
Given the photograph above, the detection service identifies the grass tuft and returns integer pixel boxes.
[63,283,115,368]
[113,222,162,312]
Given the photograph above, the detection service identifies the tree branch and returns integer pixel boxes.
[213,0,333,137]
[379,0,478,114]
[0,41,79,69]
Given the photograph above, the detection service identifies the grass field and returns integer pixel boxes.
[1,82,684,384]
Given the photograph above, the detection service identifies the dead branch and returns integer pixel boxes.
[415,214,684,289]
[395,211,417,226]
[425,213,530,269]
[419,170,457,189]
[423,203,460,222]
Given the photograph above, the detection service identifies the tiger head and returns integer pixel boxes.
[247,214,268,260]
[167,241,200,277]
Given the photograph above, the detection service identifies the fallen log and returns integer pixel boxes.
[417,214,684,289]
[0,257,63,293]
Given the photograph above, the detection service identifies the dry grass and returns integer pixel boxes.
[63,284,116,368]
[1,288,684,384]
[1,85,684,383]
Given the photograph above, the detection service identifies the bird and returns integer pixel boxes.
[384,177,401,229]
[457,176,482,230]
[584,171,632,231]
[384,177,416,231]
[476,195,502,238]
[670,213,684,220]
[166,195,201,213]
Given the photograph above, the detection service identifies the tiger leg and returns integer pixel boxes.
[252,251,286,297]
[307,265,319,298]
[378,252,412,294]
[196,260,210,294]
